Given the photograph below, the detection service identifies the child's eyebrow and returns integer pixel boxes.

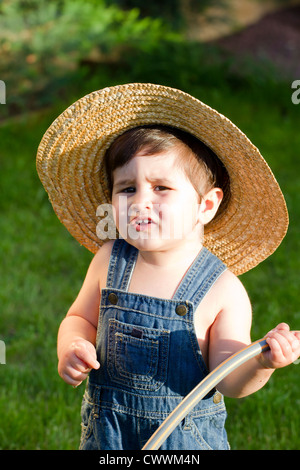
[113,176,175,188]
[113,178,135,189]
[150,177,174,186]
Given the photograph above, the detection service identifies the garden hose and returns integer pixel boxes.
[142,338,270,450]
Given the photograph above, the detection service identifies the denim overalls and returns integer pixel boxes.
[80,239,230,450]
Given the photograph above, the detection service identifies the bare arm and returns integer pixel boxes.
[209,271,300,398]
[57,241,113,386]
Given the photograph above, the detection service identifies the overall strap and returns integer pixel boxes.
[106,239,138,291]
[172,247,227,307]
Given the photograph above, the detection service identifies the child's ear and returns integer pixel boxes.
[198,187,223,225]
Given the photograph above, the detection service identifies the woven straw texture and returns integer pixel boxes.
[36,83,288,275]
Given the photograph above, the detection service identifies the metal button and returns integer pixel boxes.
[108,292,118,305]
[213,392,222,404]
[175,304,188,316]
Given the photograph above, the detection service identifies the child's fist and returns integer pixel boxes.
[259,323,300,369]
[58,339,100,387]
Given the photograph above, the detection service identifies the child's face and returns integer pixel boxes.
[111,148,204,252]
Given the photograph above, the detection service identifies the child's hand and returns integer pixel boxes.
[258,323,300,369]
[58,338,100,387]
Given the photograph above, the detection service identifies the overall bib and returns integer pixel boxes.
[80,239,230,450]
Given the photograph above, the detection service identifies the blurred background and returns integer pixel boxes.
[1,0,300,450]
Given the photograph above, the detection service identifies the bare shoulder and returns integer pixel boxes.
[92,239,114,267]
[90,240,114,288]
[210,268,252,338]
[198,268,251,330]
[212,269,251,308]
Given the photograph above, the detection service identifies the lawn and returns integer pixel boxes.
[1,62,299,449]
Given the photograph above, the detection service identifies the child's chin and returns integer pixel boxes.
[123,233,168,251]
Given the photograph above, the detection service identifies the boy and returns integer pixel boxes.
[37,84,300,450]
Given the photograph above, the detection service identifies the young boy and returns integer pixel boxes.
[37,83,300,450]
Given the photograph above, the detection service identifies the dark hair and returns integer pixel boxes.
[104,125,230,211]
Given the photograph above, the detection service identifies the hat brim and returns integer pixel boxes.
[36,83,288,275]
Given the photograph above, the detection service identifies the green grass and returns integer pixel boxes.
[1,71,299,449]
[0,110,93,449]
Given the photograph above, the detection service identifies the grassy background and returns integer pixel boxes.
[1,23,300,449]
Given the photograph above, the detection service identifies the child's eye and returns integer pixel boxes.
[154,186,169,191]
[121,187,136,193]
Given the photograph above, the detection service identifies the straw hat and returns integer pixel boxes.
[36,83,288,275]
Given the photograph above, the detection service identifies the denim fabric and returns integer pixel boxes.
[80,239,229,450]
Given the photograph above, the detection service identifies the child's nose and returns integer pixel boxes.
[130,189,153,212]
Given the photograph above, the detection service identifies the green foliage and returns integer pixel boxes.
[106,0,183,26]
[0,0,173,116]
[105,0,225,27]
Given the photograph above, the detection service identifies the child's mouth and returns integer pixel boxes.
[130,217,154,232]
[135,218,152,232]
